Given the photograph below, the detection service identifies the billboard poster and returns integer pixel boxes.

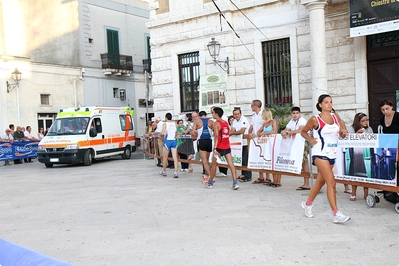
[334,133,398,186]
[247,134,305,174]
[350,0,399,37]
[199,73,229,113]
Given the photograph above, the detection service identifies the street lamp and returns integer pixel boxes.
[207,37,229,74]
[6,68,22,93]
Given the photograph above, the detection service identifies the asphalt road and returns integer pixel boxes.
[0,154,398,266]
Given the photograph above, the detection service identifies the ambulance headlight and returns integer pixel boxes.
[65,144,79,150]
[38,145,45,151]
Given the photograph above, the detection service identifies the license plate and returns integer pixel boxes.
[50,158,59,162]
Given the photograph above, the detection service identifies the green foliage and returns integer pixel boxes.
[268,103,293,132]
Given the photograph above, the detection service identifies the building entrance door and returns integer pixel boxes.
[38,113,57,133]
[367,30,399,132]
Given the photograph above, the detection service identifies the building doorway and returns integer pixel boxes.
[38,113,57,134]
[367,30,399,132]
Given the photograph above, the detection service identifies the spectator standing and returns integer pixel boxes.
[257,109,281,187]
[38,128,45,140]
[379,99,399,133]
[348,112,373,201]
[300,94,350,224]
[2,128,14,166]
[249,100,269,184]
[9,124,15,135]
[176,119,189,172]
[281,107,311,190]
[24,126,35,162]
[145,121,154,158]
[13,126,26,164]
[231,107,251,182]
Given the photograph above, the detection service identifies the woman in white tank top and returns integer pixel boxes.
[300,94,351,224]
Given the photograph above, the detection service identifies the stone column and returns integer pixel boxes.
[301,0,328,114]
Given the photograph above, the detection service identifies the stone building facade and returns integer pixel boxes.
[0,0,152,139]
[147,0,399,130]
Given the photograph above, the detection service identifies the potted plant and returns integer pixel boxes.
[269,103,293,133]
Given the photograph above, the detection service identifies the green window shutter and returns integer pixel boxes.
[106,29,120,65]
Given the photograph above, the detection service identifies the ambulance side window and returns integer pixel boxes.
[93,118,102,133]
[119,115,133,131]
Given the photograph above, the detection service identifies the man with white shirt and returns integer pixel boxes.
[281,106,310,190]
[24,126,36,162]
[248,99,269,184]
[230,107,251,182]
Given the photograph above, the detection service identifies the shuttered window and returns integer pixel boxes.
[262,38,292,106]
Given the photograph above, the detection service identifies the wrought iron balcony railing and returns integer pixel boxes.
[101,53,133,71]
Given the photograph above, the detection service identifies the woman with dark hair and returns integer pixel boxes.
[348,113,373,201]
[176,113,195,172]
[379,99,399,133]
[300,94,350,224]
[349,113,373,134]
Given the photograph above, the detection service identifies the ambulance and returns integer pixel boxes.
[37,106,136,167]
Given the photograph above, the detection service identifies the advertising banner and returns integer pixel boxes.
[209,135,243,167]
[247,134,305,174]
[334,134,398,186]
[0,141,39,161]
[350,0,399,37]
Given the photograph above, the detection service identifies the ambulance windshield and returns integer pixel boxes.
[47,117,90,136]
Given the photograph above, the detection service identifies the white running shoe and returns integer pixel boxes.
[173,172,178,178]
[232,183,239,190]
[159,171,167,177]
[216,172,227,177]
[332,211,351,224]
[301,202,314,218]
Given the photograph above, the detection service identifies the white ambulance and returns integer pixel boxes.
[37,106,136,167]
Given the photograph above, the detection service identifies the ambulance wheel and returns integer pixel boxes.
[122,145,131,159]
[45,163,53,168]
[83,150,92,166]
[395,203,399,214]
[366,195,376,208]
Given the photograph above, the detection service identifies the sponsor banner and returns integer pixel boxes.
[0,141,39,161]
[334,134,398,186]
[274,133,306,174]
[350,0,399,37]
[209,135,243,167]
[248,134,305,174]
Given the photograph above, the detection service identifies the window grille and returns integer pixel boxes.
[178,52,200,112]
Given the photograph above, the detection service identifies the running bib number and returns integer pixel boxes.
[323,143,337,155]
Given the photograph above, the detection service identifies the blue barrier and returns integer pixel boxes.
[0,141,38,161]
[0,238,74,266]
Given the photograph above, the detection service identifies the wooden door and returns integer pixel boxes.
[367,30,399,132]
[367,58,399,132]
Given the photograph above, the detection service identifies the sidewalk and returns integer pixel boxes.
[0,155,397,265]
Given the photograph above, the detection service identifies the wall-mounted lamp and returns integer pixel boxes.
[6,68,22,93]
[207,37,229,74]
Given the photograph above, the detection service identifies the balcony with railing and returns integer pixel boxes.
[101,53,133,76]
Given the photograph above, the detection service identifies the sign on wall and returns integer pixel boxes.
[350,0,399,37]
[199,73,229,113]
